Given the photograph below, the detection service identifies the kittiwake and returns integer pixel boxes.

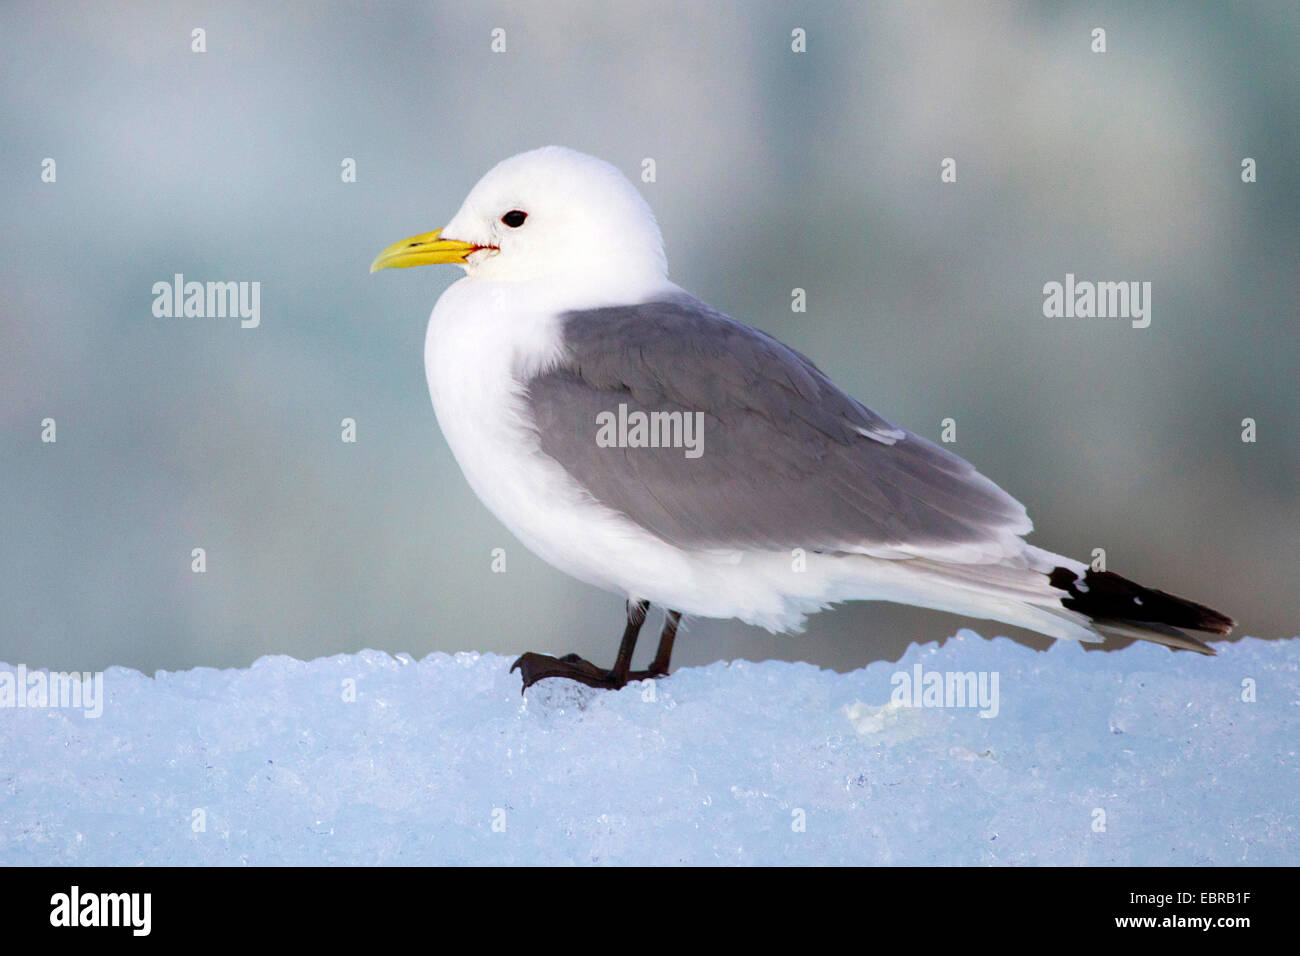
[371,146,1233,691]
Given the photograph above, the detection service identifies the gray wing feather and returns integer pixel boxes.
[526,292,1030,553]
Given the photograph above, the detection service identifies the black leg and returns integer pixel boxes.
[644,610,681,677]
[511,600,651,692]
[608,599,648,684]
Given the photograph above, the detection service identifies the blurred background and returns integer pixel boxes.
[2,1,1296,674]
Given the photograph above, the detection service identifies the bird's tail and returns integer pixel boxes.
[1045,566,1234,655]
[795,548,1233,655]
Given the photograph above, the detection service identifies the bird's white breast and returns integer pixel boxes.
[424,277,695,600]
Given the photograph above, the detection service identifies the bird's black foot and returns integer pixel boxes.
[510,602,681,694]
[511,652,631,691]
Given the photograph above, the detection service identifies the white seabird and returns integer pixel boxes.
[371,146,1232,691]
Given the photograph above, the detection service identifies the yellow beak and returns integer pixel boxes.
[369,228,480,273]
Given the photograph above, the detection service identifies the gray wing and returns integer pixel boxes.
[525,292,1030,554]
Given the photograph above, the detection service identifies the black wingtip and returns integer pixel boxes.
[1049,567,1234,635]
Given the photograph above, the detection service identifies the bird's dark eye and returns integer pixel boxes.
[501,209,528,228]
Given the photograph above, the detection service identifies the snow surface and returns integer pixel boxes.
[1,632,1295,866]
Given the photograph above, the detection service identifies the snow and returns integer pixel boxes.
[1,632,1295,865]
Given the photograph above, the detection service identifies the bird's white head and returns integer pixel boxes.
[371,147,667,289]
